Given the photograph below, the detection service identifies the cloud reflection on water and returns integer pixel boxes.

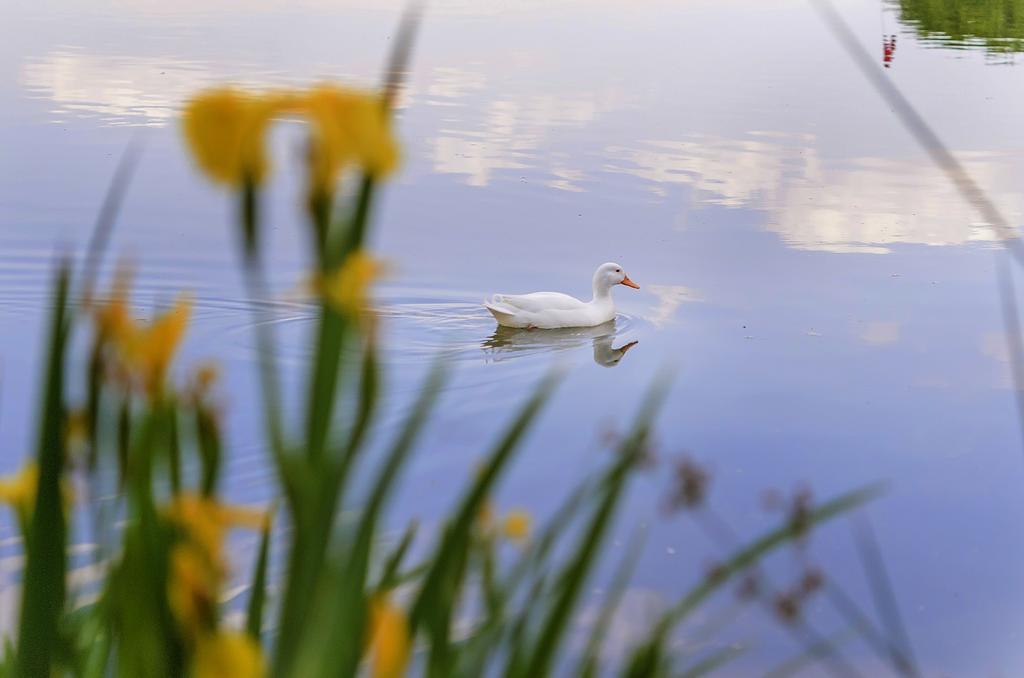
[20,50,217,125]
[431,91,614,188]
[644,284,699,328]
[24,48,1024,259]
[608,134,1023,253]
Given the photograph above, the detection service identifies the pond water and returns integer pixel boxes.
[3,0,1024,674]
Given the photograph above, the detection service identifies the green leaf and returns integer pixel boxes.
[166,399,182,494]
[303,305,349,464]
[291,363,444,678]
[272,343,380,676]
[246,515,273,641]
[329,337,380,511]
[240,175,259,261]
[375,521,418,593]
[17,263,71,677]
[409,372,559,677]
[578,530,646,678]
[196,403,221,496]
[515,378,668,678]
[451,478,603,676]
[78,138,142,303]
[107,413,184,678]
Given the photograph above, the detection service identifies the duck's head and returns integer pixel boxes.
[594,262,639,293]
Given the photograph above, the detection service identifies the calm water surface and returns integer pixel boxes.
[3,0,1024,673]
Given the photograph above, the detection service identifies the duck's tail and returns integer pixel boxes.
[483,296,520,327]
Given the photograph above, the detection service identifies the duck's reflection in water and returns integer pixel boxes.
[481,321,638,367]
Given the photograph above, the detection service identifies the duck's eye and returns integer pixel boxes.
[616,269,621,273]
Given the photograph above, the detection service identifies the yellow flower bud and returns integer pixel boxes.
[165,494,268,632]
[119,295,193,397]
[501,510,531,543]
[368,596,411,678]
[194,631,265,678]
[168,543,218,633]
[94,267,134,343]
[317,251,385,316]
[0,463,39,517]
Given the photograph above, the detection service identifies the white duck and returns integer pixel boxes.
[484,262,640,329]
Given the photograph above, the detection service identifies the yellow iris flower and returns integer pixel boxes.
[182,84,398,192]
[94,273,192,397]
[0,463,73,526]
[94,268,134,343]
[475,500,531,543]
[169,543,219,634]
[318,250,385,316]
[368,596,411,678]
[501,510,531,543]
[165,493,266,630]
[194,630,265,678]
[0,463,38,517]
[303,84,399,193]
[166,493,265,572]
[190,362,221,401]
[182,88,299,186]
[119,296,193,397]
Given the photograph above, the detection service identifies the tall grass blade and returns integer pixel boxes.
[517,472,628,677]
[515,452,631,677]
[196,404,221,496]
[246,515,273,641]
[517,377,668,678]
[116,394,130,489]
[450,479,603,675]
[79,137,143,304]
[332,337,381,500]
[336,3,421,259]
[16,264,71,677]
[166,401,182,494]
[303,308,348,463]
[852,517,918,677]
[84,339,104,471]
[381,2,423,111]
[271,342,380,674]
[819,579,914,676]
[239,176,288,469]
[108,413,183,677]
[995,255,1024,451]
[376,521,418,592]
[499,475,601,600]
[577,529,646,678]
[306,362,445,677]
[410,372,559,676]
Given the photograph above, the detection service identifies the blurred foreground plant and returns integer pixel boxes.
[0,12,886,678]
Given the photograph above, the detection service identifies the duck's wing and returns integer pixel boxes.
[489,292,585,313]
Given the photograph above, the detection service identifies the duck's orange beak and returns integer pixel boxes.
[620,274,640,290]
